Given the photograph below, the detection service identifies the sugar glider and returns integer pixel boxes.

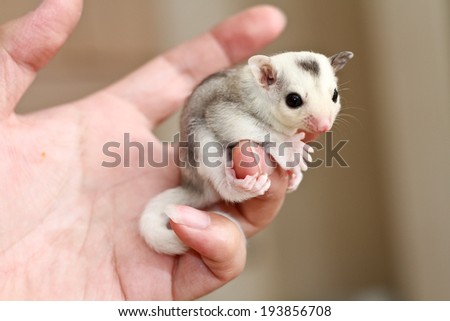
[140,51,353,255]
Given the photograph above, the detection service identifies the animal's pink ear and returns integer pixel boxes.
[248,55,277,88]
[329,51,354,72]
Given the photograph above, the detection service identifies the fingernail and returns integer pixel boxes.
[164,205,211,229]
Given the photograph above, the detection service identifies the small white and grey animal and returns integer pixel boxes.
[140,51,353,255]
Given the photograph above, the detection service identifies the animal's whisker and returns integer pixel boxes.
[338,80,352,88]
[340,106,366,112]
[335,112,364,129]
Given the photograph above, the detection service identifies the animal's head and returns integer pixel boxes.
[248,51,353,137]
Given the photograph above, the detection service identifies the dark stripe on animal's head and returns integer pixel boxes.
[296,59,320,76]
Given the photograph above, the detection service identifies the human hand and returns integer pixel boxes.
[0,0,287,299]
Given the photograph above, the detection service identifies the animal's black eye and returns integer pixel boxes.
[285,93,303,108]
[332,89,339,103]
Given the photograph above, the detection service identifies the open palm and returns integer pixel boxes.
[0,0,288,300]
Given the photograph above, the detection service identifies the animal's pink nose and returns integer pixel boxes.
[310,118,331,133]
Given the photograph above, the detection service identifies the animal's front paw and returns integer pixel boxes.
[268,132,312,171]
[226,168,271,197]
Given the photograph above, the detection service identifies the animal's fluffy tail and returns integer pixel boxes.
[139,186,208,255]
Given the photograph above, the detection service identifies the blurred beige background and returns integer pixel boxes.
[1,0,449,300]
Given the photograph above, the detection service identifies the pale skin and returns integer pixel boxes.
[0,0,290,299]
